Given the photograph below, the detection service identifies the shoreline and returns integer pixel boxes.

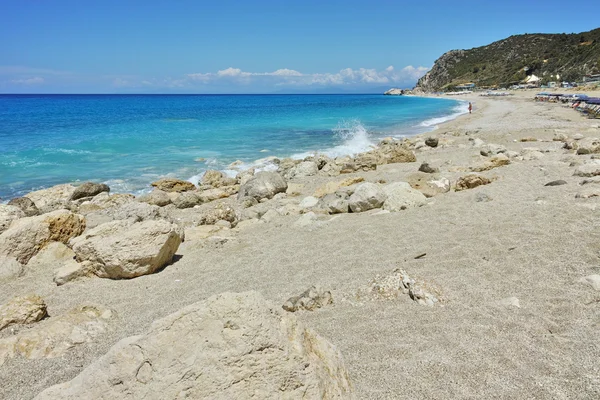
[1,95,467,202]
[2,89,600,398]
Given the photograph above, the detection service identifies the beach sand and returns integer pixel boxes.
[2,89,600,399]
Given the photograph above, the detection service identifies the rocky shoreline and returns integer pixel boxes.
[2,89,600,398]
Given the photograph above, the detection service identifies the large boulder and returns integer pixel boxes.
[237,171,287,201]
[34,291,354,400]
[151,178,196,193]
[84,201,168,229]
[319,194,350,214]
[0,210,85,265]
[0,304,114,366]
[576,137,600,155]
[0,295,47,331]
[70,219,182,279]
[7,197,39,217]
[348,182,386,213]
[24,184,76,213]
[0,204,25,234]
[70,182,110,201]
[382,182,427,212]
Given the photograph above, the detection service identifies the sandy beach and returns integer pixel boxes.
[2,89,600,399]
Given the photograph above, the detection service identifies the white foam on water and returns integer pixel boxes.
[418,101,469,128]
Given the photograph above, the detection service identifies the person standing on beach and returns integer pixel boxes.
[468,102,473,114]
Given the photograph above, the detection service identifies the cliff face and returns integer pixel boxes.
[416,28,600,91]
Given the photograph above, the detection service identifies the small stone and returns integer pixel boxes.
[425,137,439,148]
[455,174,492,191]
[418,162,439,174]
[544,180,567,186]
[70,182,110,201]
[299,196,319,208]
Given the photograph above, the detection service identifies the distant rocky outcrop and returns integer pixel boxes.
[416,28,600,91]
[383,88,405,95]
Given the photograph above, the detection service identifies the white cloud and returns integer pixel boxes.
[10,76,44,85]
[184,65,429,88]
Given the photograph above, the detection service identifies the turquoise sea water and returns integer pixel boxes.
[0,94,465,200]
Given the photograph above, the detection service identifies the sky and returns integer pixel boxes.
[1,0,599,94]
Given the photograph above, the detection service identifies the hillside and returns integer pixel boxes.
[416,28,600,91]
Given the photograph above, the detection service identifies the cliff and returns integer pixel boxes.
[416,28,600,91]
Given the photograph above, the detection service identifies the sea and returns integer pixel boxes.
[0,94,466,200]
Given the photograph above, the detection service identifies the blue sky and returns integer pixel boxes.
[1,0,598,93]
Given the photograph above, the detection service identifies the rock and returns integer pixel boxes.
[172,191,202,209]
[578,275,600,291]
[576,137,600,154]
[27,242,76,270]
[0,295,47,331]
[407,173,450,198]
[480,144,506,157]
[260,209,281,223]
[0,255,23,281]
[237,171,287,201]
[238,196,258,208]
[425,137,439,148]
[70,182,110,201]
[236,168,255,186]
[201,170,226,187]
[521,149,544,161]
[283,286,333,312]
[70,219,182,279]
[574,163,600,177]
[375,142,416,164]
[319,194,350,214]
[33,292,354,400]
[497,297,520,308]
[286,161,318,179]
[0,304,114,366]
[352,153,378,171]
[573,133,584,140]
[313,177,364,198]
[348,182,386,213]
[197,203,238,226]
[418,162,439,173]
[24,184,76,213]
[475,192,492,202]
[53,260,93,286]
[198,186,238,203]
[7,197,39,217]
[362,269,440,306]
[0,204,25,234]
[470,154,511,172]
[470,138,485,148]
[575,188,600,199]
[299,196,319,209]
[151,178,196,193]
[382,182,427,212]
[455,174,491,191]
[294,212,318,227]
[545,180,567,186]
[86,202,167,229]
[520,137,537,142]
[553,132,568,142]
[0,210,85,265]
[137,189,171,207]
[580,176,600,185]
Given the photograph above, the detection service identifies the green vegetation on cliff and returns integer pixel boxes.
[416,28,600,91]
